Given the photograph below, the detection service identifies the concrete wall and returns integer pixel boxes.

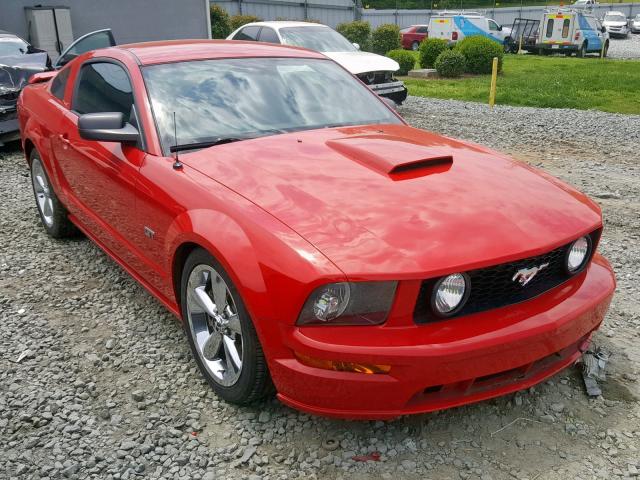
[361,3,640,28]
[1,0,210,45]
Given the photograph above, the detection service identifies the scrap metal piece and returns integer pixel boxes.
[581,346,611,397]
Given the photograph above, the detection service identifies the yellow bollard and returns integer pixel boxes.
[489,57,498,109]
[518,33,523,54]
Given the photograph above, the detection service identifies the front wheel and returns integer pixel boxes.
[181,248,272,405]
[411,41,420,51]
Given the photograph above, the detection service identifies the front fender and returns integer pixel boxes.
[165,205,345,357]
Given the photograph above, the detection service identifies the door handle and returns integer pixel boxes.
[60,133,70,149]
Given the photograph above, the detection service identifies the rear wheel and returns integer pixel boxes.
[411,41,420,51]
[30,150,77,238]
[181,248,272,404]
[503,37,512,53]
[577,43,587,58]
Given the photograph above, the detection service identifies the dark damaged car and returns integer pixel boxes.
[0,30,51,145]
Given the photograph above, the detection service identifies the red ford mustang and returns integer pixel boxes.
[18,35,615,419]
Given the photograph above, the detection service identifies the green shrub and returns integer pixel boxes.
[210,5,231,39]
[419,38,449,68]
[336,20,371,50]
[229,14,262,31]
[386,49,416,75]
[434,49,466,78]
[455,35,504,74]
[369,24,401,55]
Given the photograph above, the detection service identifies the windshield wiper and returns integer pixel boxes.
[169,137,242,153]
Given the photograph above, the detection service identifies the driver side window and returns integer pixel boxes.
[488,20,500,31]
[73,62,133,117]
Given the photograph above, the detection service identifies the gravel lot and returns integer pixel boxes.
[607,33,640,59]
[1,98,639,480]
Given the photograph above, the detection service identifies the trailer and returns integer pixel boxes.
[505,18,540,53]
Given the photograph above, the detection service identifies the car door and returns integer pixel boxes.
[54,29,115,69]
[52,59,145,266]
[487,19,502,40]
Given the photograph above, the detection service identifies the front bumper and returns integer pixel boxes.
[271,254,615,419]
[0,109,20,145]
[370,81,408,105]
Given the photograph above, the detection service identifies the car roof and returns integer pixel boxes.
[115,39,326,65]
[240,21,330,30]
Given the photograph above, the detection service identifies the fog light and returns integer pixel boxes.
[431,273,469,317]
[294,352,391,374]
[567,236,591,273]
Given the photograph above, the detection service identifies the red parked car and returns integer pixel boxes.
[18,33,615,419]
[401,25,429,50]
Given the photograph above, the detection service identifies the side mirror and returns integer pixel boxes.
[78,112,139,143]
[498,25,503,31]
[352,42,360,50]
[601,26,606,33]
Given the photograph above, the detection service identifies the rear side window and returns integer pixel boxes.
[74,62,133,116]
[51,67,70,101]
[562,19,571,38]
[546,18,554,37]
[234,26,260,41]
[258,27,280,43]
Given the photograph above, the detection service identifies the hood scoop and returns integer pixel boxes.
[326,134,453,180]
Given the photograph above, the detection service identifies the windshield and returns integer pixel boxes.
[279,26,356,52]
[142,57,400,154]
[604,14,626,22]
[0,37,29,57]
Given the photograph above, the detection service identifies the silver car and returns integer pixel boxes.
[631,14,640,34]
[602,11,629,38]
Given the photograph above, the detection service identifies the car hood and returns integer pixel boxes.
[182,124,601,277]
[322,51,400,75]
[603,21,627,26]
[0,52,50,110]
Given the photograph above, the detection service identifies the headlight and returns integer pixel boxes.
[566,236,591,273]
[297,281,397,326]
[431,273,470,317]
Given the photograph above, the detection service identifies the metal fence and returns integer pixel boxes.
[210,0,640,28]
[362,2,640,28]
[210,0,359,27]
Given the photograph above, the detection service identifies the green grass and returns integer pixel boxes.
[402,54,640,114]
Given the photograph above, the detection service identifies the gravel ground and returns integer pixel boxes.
[607,33,640,59]
[1,98,639,480]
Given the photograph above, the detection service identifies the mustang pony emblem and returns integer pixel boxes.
[512,263,550,286]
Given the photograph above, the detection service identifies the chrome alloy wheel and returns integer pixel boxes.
[186,265,244,387]
[31,158,54,227]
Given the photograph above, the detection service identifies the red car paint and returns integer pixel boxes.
[18,40,615,419]
[401,25,429,49]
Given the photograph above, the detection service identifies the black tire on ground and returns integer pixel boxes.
[503,37,512,53]
[29,149,78,238]
[411,41,420,51]
[180,248,273,405]
[602,41,609,57]
[577,43,587,58]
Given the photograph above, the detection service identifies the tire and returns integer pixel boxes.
[577,43,587,58]
[503,37,512,53]
[602,41,609,58]
[411,41,420,51]
[29,149,77,238]
[181,248,272,405]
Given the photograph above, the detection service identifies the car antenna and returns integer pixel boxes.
[172,112,183,170]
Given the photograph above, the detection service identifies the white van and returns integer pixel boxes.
[428,12,511,46]
[538,8,609,57]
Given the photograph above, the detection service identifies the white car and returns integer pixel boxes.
[573,0,598,8]
[602,11,630,38]
[227,21,408,104]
